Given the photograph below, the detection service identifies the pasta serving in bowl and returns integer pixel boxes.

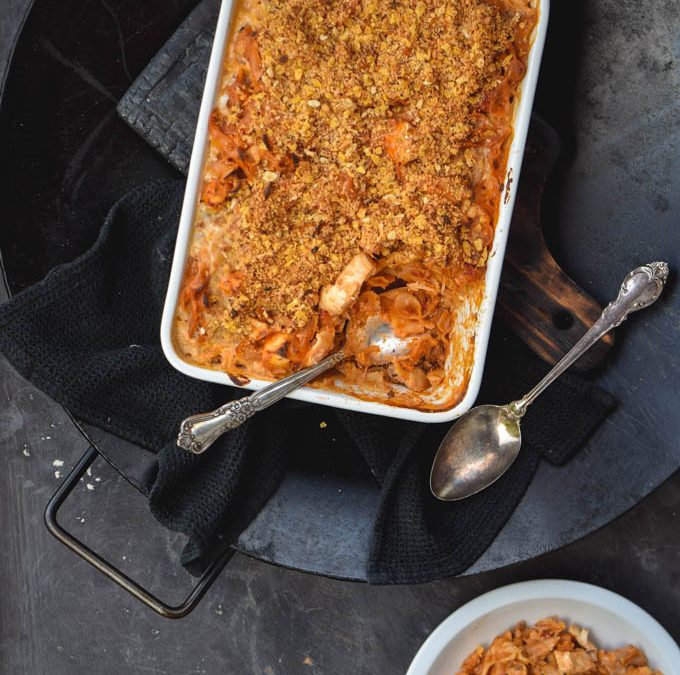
[405,581,679,675]
[161,0,549,421]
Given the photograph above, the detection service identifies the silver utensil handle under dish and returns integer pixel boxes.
[177,351,345,454]
[508,262,669,417]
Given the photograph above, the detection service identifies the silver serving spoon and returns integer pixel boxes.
[430,261,669,502]
[177,317,412,454]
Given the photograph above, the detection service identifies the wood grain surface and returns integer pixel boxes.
[498,119,614,370]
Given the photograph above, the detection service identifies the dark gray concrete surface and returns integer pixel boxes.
[1,1,679,674]
[0,2,31,94]
[1,349,679,674]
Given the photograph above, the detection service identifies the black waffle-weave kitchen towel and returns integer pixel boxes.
[0,180,615,582]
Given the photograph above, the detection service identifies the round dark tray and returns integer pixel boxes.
[1,0,678,582]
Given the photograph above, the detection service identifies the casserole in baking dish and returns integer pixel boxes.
[161,0,549,421]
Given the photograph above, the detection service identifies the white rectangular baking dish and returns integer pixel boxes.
[160,0,550,423]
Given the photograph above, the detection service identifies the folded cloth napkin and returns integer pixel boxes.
[0,180,615,583]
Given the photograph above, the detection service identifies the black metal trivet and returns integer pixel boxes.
[44,432,232,618]
[0,261,232,618]
[2,0,678,619]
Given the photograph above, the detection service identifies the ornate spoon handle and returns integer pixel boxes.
[508,262,669,418]
[177,351,345,454]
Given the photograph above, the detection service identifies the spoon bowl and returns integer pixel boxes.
[430,405,522,501]
[355,316,415,365]
[429,262,669,501]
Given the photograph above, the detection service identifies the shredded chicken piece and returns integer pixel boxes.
[554,649,597,674]
[319,252,376,315]
[569,625,596,651]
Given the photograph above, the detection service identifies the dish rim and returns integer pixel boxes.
[160,0,551,422]
[405,579,680,675]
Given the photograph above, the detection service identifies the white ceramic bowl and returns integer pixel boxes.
[406,580,680,675]
[161,0,550,422]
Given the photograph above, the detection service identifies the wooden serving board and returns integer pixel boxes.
[498,117,614,371]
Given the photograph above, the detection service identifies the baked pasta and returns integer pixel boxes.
[174,0,539,409]
[456,618,663,675]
